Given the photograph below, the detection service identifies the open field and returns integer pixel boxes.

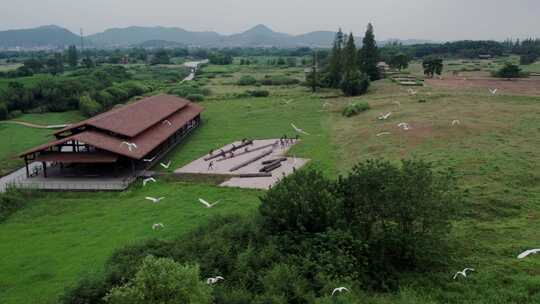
[0,111,84,176]
[0,183,260,304]
[1,60,540,303]
[426,77,540,95]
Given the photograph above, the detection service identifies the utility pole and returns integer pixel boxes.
[80,28,84,51]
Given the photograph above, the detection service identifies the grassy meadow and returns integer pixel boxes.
[1,59,540,303]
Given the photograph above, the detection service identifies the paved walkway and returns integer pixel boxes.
[176,139,309,190]
[0,121,69,129]
[0,162,136,192]
[0,162,40,192]
[181,60,209,82]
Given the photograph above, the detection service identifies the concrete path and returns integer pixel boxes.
[0,120,69,129]
[176,139,309,190]
[0,162,40,192]
[181,60,209,82]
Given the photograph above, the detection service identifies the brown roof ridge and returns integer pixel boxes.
[54,94,190,138]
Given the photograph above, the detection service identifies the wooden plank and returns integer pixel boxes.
[216,142,277,162]
[229,149,273,172]
[204,140,254,161]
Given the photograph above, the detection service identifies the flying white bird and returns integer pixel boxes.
[489,88,498,95]
[160,161,171,169]
[206,276,225,285]
[198,198,221,208]
[142,177,156,186]
[378,112,392,120]
[283,99,294,104]
[397,122,411,131]
[145,196,165,203]
[517,249,540,259]
[452,120,461,126]
[143,156,157,162]
[331,287,349,296]
[407,88,417,95]
[393,100,402,108]
[152,223,164,230]
[291,123,310,135]
[162,119,172,126]
[322,102,330,108]
[376,132,391,137]
[121,141,138,152]
[453,268,475,280]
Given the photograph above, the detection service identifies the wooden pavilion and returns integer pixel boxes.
[19,94,203,178]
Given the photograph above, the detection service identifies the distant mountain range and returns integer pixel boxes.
[0,24,434,49]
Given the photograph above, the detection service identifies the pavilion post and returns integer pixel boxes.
[42,162,47,178]
[24,155,30,178]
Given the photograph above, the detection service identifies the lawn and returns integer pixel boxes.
[0,111,84,176]
[1,61,540,303]
[0,124,53,176]
[0,183,261,304]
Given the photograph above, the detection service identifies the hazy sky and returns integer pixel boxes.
[1,0,539,40]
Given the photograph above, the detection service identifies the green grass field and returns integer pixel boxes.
[1,61,540,303]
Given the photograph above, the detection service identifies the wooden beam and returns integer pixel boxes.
[42,161,47,178]
[230,149,273,172]
[24,156,29,178]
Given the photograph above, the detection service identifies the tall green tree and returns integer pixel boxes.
[326,28,345,88]
[422,56,444,78]
[306,51,320,92]
[340,33,370,96]
[104,255,212,304]
[389,53,410,70]
[67,45,78,68]
[358,23,380,81]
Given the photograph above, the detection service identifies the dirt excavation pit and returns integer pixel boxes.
[175,139,309,190]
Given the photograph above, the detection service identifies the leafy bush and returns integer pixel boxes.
[0,102,8,120]
[260,169,338,235]
[104,256,212,304]
[342,102,370,117]
[8,110,22,119]
[492,63,528,78]
[79,95,102,117]
[186,94,205,102]
[236,75,258,86]
[340,72,370,96]
[246,89,270,97]
[260,75,300,86]
[168,84,211,99]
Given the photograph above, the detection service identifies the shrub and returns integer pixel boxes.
[8,110,22,119]
[237,75,258,86]
[342,102,370,117]
[340,72,370,96]
[0,102,8,120]
[493,63,527,78]
[168,84,211,98]
[259,75,301,86]
[259,169,338,235]
[186,94,205,102]
[79,95,102,117]
[246,89,270,97]
[104,255,212,304]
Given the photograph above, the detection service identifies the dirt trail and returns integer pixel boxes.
[0,120,69,129]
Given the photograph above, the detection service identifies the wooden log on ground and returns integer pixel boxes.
[204,140,254,161]
[230,149,273,172]
[260,162,282,173]
[238,173,272,178]
[261,158,287,165]
[216,141,277,162]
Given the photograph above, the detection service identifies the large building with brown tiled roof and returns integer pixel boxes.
[19,94,203,178]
